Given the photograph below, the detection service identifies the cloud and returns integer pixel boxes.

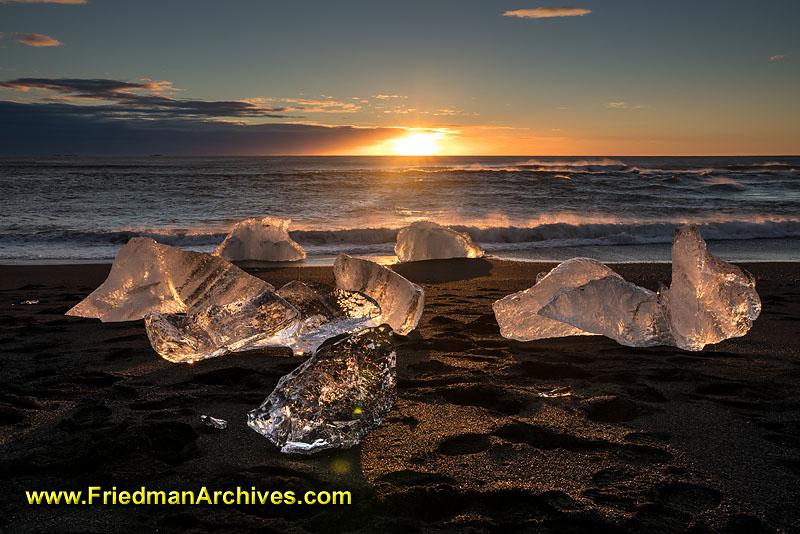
[0,100,397,155]
[769,54,788,62]
[266,97,362,113]
[0,0,86,4]
[0,77,297,118]
[0,77,181,95]
[469,125,530,131]
[432,108,480,116]
[502,7,591,19]
[606,101,649,109]
[5,33,62,47]
[373,94,407,100]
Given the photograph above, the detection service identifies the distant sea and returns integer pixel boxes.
[1,156,799,264]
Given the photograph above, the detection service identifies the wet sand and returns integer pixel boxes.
[0,259,798,533]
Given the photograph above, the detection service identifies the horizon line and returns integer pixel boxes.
[1,154,798,158]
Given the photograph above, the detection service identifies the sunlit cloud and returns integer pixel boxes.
[0,76,584,155]
[0,78,489,128]
[3,33,62,47]
[248,96,361,113]
[469,125,530,131]
[0,77,179,97]
[769,54,788,62]
[433,108,480,117]
[382,108,418,114]
[0,77,296,118]
[373,94,407,100]
[502,7,591,19]
[280,97,361,113]
[0,0,85,3]
[606,101,650,109]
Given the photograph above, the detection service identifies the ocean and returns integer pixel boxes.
[1,155,799,264]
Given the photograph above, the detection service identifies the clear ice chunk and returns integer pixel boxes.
[492,258,620,341]
[394,220,484,262]
[496,226,761,351]
[67,237,272,322]
[663,225,761,351]
[275,280,381,356]
[200,415,228,429]
[539,275,674,347]
[213,217,306,262]
[145,280,381,362]
[333,254,425,335]
[144,286,299,363]
[247,325,397,454]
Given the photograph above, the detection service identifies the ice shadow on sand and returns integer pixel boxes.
[232,259,307,272]
[391,258,493,284]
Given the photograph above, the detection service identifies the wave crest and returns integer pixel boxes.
[4,219,800,257]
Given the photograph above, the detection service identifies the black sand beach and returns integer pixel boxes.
[1,259,798,533]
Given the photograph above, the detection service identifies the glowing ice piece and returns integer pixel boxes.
[492,258,620,341]
[539,276,674,347]
[502,226,760,351]
[213,217,306,262]
[247,325,397,454]
[663,225,761,351]
[275,280,381,356]
[333,254,425,335]
[144,287,299,363]
[145,280,381,362]
[200,415,228,430]
[67,237,271,322]
[394,220,484,262]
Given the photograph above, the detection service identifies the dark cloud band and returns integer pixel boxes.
[0,101,395,155]
[0,77,294,118]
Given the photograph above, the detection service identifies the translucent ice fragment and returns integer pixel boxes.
[144,287,299,363]
[492,258,620,341]
[333,254,424,335]
[275,280,381,356]
[538,386,572,398]
[213,217,305,262]
[663,225,761,351]
[247,325,397,454]
[394,220,484,262]
[67,237,270,322]
[540,275,674,347]
[498,226,760,351]
[200,415,228,430]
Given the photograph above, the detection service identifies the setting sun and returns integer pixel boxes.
[390,132,442,156]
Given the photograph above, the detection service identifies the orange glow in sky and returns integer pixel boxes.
[389,132,443,156]
[2,2,798,156]
[348,129,472,156]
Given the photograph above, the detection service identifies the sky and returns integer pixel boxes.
[0,0,798,156]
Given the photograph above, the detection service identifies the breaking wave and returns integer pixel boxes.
[381,159,798,176]
[4,219,800,259]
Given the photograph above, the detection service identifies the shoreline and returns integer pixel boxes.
[1,258,799,291]
[5,235,800,266]
[1,258,798,532]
